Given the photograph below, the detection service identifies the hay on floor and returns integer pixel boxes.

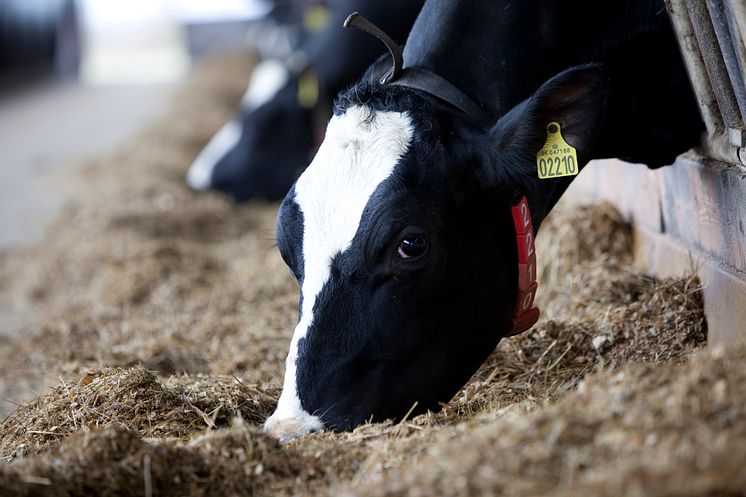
[0,50,728,497]
[1,367,279,461]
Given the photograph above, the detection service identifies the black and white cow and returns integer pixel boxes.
[263,0,704,441]
[187,0,424,201]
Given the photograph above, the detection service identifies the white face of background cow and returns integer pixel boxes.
[264,66,608,441]
[187,59,314,201]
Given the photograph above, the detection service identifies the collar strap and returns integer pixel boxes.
[505,196,541,337]
[390,68,491,124]
[343,12,490,124]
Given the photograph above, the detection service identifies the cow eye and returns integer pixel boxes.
[397,236,428,259]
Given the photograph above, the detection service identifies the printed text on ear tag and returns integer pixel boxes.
[536,121,578,179]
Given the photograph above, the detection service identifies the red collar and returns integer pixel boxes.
[506,196,540,336]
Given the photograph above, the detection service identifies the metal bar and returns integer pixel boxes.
[667,0,723,135]
[724,0,746,55]
[701,128,742,165]
[706,0,746,146]
[685,0,743,130]
[723,0,746,145]
[668,0,741,165]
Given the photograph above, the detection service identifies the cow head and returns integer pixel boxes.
[264,65,609,441]
[187,60,314,201]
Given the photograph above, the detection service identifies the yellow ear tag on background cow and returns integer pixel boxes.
[536,122,578,179]
[297,70,319,109]
[304,6,330,33]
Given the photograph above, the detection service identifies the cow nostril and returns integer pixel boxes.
[263,414,324,443]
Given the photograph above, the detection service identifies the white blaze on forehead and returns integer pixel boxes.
[241,58,289,110]
[264,106,414,437]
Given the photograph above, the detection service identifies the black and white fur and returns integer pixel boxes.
[187,0,424,202]
[264,0,704,440]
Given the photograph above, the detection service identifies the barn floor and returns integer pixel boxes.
[0,53,743,497]
[0,80,173,250]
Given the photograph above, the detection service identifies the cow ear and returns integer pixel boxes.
[479,64,610,187]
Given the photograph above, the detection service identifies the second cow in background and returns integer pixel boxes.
[187,0,424,201]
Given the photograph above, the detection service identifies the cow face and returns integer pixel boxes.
[263,65,608,441]
[187,60,314,201]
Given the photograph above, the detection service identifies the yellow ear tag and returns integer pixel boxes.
[304,6,330,33]
[297,70,319,109]
[536,122,578,179]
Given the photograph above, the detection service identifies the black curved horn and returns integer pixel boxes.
[343,12,403,83]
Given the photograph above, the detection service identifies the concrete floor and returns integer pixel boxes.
[0,79,174,338]
[0,80,173,248]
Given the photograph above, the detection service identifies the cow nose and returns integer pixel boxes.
[279,433,300,445]
[262,415,323,444]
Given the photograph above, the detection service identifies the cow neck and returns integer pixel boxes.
[506,196,540,336]
[343,12,490,125]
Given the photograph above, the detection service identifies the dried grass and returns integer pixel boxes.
[0,367,279,460]
[0,420,309,497]
[0,51,732,497]
[341,347,746,497]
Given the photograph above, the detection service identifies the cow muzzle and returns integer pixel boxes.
[262,412,324,444]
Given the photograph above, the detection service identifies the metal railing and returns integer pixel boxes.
[667,0,746,169]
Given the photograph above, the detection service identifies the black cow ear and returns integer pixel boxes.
[479,64,610,187]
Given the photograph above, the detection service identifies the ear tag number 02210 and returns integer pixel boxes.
[536,122,578,179]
